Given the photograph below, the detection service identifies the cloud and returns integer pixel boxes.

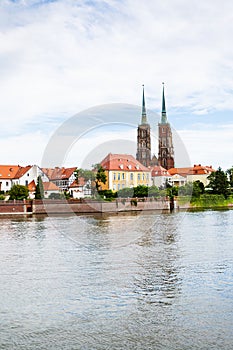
[0,0,233,167]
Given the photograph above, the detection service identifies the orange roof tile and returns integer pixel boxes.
[27,180,36,192]
[100,153,150,172]
[0,165,21,179]
[43,182,60,191]
[70,177,85,187]
[14,165,32,179]
[169,165,215,176]
[151,165,171,177]
[42,167,77,180]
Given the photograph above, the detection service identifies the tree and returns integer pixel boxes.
[35,176,44,199]
[226,167,233,188]
[95,165,107,191]
[207,167,230,198]
[9,184,29,200]
[133,185,148,198]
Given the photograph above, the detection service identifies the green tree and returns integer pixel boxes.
[117,187,134,198]
[207,167,230,198]
[133,185,148,198]
[9,184,29,200]
[95,165,107,191]
[35,176,44,199]
[148,186,160,197]
[226,167,233,188]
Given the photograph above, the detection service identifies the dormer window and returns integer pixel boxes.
[119,164,123,169]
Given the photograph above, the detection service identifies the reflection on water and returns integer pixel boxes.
[0,210,233,349]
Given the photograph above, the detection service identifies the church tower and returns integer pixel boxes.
[136,85,151,167]
[158,83,175,170]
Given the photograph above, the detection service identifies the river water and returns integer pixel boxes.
[0,209,232,350]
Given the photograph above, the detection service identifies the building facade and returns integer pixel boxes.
[136,85,151,167]
[158,83,175,170]
[100,153,151,191]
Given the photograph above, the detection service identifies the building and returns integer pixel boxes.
[168,164,215,186]
[42,167,77,190]
[151,165,172,188]
[158,83,175,170]
[136,85,151,167]
[69,177,92,199]
[0,165,21,192]
[100,153,151,191]
[12,165,49,187]
[0,164,48,192]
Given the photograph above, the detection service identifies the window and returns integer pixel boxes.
[113,173,116,180]
[113,184,116,191]
[142,173,145,180]
[146,173,149,180]
[6,181,9,186]
[130,173,133,180]
[122,184,125,189]
[118,173,120,180]
[118,184,121,190]
[25,180,28,186]
[138,173,141,180]
[122,173,125,180]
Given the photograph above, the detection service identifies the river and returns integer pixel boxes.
[0,209,232,349]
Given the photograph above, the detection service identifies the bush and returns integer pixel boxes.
[48,192,65,199]
[0,194,5,200]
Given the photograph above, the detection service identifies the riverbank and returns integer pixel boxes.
[0,195,233,216]
[0,198,170,215]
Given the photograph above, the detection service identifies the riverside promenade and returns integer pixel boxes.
[0,198,171,215]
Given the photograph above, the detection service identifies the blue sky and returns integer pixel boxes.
[0,0,233,169]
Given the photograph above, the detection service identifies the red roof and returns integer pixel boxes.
[168,164,215,176]
[0,165,21,179]
[70,177,85,187]
[27,180,36,192]
[14,165,32,179]
[151,165,171,177]
[42,167,77,180]
[100,153,150,172]
[43,182,60,191]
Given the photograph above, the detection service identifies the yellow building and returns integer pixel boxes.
[99,153,151,191]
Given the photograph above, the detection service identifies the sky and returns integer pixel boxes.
[0,0,233,170]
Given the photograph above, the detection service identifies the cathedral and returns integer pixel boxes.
[136,83,175,170]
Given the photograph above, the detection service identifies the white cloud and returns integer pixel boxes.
[0,0,233,167]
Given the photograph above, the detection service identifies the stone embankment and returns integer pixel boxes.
[0,198,171,215]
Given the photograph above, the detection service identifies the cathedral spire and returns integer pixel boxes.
[141,84,147,124]
[161,82,168,124]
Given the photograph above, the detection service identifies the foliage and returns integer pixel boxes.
[35,176,44,199]
[95,165,107,191]
[0,194,5,200]
[48,192,65,199]
[133,185,148,198]
[226,166,233,188]
[74,168,95,184]
[207,167,230,198]
[166,186,178,198]
[98,190,117,200]
[117,187,134,198]
[148,186,160,197]
[178,181,204,198]
[191,194,228,207]
[9,184,29,200]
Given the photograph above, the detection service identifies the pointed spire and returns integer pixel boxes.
[141,84,147,124]
[161,82,168,124]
